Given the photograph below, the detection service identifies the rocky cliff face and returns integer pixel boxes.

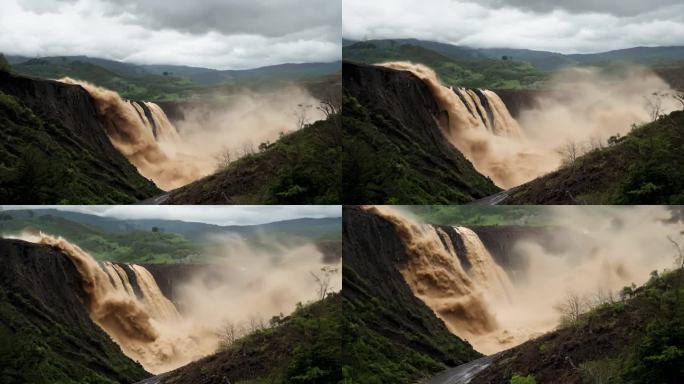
[342,206,480,380]
[0,238,149,383]
[342,62,499,204]
[0,71,160,203]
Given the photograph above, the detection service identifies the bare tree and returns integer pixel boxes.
[240,142,255,158]
[675,89,684,109]
[310,266,339,300]
[248,315,266,333]
[215,147,233,169]
[219,321,239,346]
[586,135,605,152]
[645,92,664,122]
[667,235,684,269]
[591,287,616,307]
[294,103,313,130]
[554,291,589,326]
[558,140,581,167]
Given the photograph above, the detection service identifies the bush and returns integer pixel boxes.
[510,374,537,384]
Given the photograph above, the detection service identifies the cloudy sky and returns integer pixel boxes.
[0,0,341,69]
[343,0,684,53]
[0,205,341,226]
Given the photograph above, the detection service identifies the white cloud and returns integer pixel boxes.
[0,205,342,226]
[342,0,684,53]
[0,0,341,69]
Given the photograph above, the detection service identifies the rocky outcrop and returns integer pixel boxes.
[494,89,546,118]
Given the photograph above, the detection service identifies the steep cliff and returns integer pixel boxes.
[0,238,149,384]
[343,61,500,204]
[0,71,160,203]
[342,206,481,383]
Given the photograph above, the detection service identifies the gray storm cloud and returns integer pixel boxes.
[1,0,341,69]
[343,0,684,54]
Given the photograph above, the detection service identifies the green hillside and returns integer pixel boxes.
[0,87,160,204]
[8,55,341,101]
[164,112,341,204]
[162,294,342,384]
[0,212,200,264]
[502,110,684,204]
[0,210,341,264]
[344,39,684,71]
[472,268,684,383]
[343,41,546,89]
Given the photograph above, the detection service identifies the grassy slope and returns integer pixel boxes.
[162,295,342,384]
[472,268,684,384]
[503,110,684,204]
[343,42,547,89]
[342,93,499,204]
[165,114,341,204]
[0,90,159,204]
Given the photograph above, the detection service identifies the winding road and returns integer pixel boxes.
[471,187,519,205]
[426,354,499,384]
[135,373,169,384]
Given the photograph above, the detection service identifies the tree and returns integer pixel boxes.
[666,234,684,269]
[645,92,664,122]
[557,140,581,167]
[218,321,240,348]
[0,53,10,72]
[310,266,339,300]
[151,226,159,233]
[555,291,589,326]
[674,89,684,108]
[215,147,233,169]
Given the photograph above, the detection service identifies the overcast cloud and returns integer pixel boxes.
[0,0,341,69]
[0,205,341,226]
[343,0,684,53]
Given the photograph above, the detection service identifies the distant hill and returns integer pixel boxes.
[0,209,342,263]
[344,38,684,72]
[343,41,546,89]
[5,54,341,100]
